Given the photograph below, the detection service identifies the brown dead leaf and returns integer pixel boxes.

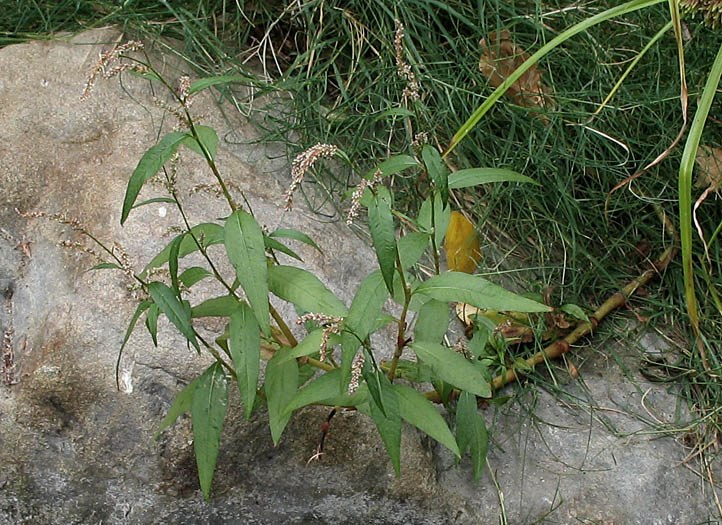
[693,146,722,265]
[479,30,555,123]
[695,146,722,191]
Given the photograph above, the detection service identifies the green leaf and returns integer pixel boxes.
[284,369,342,414]
[456,391,488,482]
[147,281,199,351]
[191,295,238,318]
[392,271,428,312]
[191,363,228,501]
[363,362,388,417]
[229,303,261,420]
[145,303,159,346]
[469,316,496,358]
[365,154,418,179]
[367,373,401,476]
[368,187,397,294]
[180,266,213,288]
[268,265,347,317]
[121,131,186,225]
[168,234,184,297]
[373,108,414,119]
[395,384,460,457]
[189,74,245,95]
[560,303,588,322]
[422,145,448,204]
[181,126,219,161]
[269,228,323,254]
[417,192,451,247]
[277,329,340,362]
[410,341,491,398]
[415,272,551,313]
[384,359,433,383]
[128,69,162,82]
[115,300,151,389]
[397,232,430,270]
[265,347,299,444]
[448,168,539,189]
[340,270,388,391]
[131,197,176,209]
[153,376,200,440]
[414,299,449,345]
[264,235,302,261]
[141,223,223,279]
[224,210,270,336]
[88,262,121,271]
[284,369,367,414]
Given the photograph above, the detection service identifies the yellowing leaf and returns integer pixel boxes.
[444,211,482,273]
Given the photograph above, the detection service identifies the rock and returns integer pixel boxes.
[0,27,719,524]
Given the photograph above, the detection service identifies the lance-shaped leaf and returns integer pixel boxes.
[365,154,419,179]
[141,222,223,279]
[276,329,340,362]
[456,391,488,482]
[265,347,299,444]
[269,228,323,254]
[448,168,538,189]
[89,262,121,271]
[414,299,449,345]
[181,125,218,161]
[131,197,176,209]
[147,281,199,351]
[189,74,245,95]
[115,300,152,389]
[224,210,270,336]
[268,265,347,317]
[264,235,302,261]
[417,191,451,247]
[410,341,491,398]
[153,376,200,440]
[367,373,401,476]
[191,363,228,501]
[168,233,184,297]
[415,272,551,313]
[422,145,449,204]
[340,270,388,391]
[397,232,430,270]
[229,303,261,420]
[395,384,460,457]
[180,267,213,288]
[145,303,159,347]
[368,186,397,294]
[121,131,186,224]
[284,369,368,415]
[191,295,239,318]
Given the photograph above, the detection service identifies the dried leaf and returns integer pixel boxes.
[479,30,555,123]
[693,146,722,264]
[444,211,482,274]
[695,146,722,191]
[455,303,534,343]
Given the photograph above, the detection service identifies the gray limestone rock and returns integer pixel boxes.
[0,28,719,524]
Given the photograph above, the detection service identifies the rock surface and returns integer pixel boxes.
[0,28,719,524]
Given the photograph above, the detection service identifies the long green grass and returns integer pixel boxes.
[4,0,722,486]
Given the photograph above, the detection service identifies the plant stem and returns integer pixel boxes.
[429,193,441,274]
[387,252,412,382]
[271,305,298,347]
[425,202,678,402]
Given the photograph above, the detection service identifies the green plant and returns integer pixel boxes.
[77,39,554,500]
